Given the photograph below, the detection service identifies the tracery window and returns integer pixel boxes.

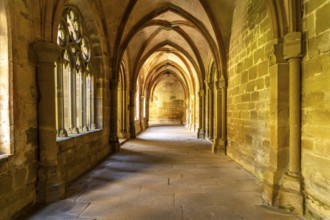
[56,7,96,137]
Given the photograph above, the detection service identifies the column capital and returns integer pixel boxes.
[199,89,205,97]
[283,32,304,60]
[219,77,226,89]
[215,77,226,89]
[267,38,285,66]
[32,41,62,63]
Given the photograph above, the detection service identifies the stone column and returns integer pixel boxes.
[145,97,150,128]
[140,95,145,130]
[189,96,195,131]
[205,83,209,137]
[55,61,67,137]
[82,71,88,131]
[197,89,205,139]
[94,75,102,129]
[185,99,190,127]
[212,74,226,153]
[70,66,79,134]
[262,39,290,206]
[219,76,227,148]
[93,56,103,129]
[109,79,119,152]
[208,82,214,139]
[129,89,136,138]
[212,79,222,153]
[32,42,64,202]
[120,88,129,138]
[281,32,304,214]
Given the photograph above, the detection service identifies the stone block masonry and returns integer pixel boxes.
[302,0,330,219]
[227,0,271,181]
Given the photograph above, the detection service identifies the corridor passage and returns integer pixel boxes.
[25,126,302,220]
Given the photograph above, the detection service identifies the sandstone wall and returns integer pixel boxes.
[0,2,111,219]
[0,2,38,219]
[58,131,109,184]
[149,75,185,125]
[227,0,272,180]
[301,0,330,218]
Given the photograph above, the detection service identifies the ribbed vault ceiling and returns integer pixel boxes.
[96,0,236,96]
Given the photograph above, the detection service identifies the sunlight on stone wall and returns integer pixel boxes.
[302,0,330,218]
[227,0,272,180]
[149,74,185,125]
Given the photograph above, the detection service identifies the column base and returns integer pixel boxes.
[69,127,79,134]
[197,128,205,139]
[278,173,304,214]
[130,125,136,138]
[211,138,226,154]
[119,130,129,139]
[262,167,283,206]
[91,124,96,130]
[37,162,64,203]
[57,129,68,137]
[109,135,120,153]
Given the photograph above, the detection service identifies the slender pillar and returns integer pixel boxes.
[197,89,205,138]
[92,56,104,129]
[189,96,194,130]
[212,76,225,153]
[109,79,119,152]
[120,88,129,138]
[205,84,209,137]
[32,42,64,202]
[262,39,290,206]
[185,99,190,127]
[55,61,67,137]
[145,98,150,128]
[288,58,301,175]
[69,66,79,134]
[92,74,99,129]
[220,76,227,150]
[140,95,145,130]
[280,32,304,214]
[82,70,88,131]
[129,89,136,138]
[208,83,214,139]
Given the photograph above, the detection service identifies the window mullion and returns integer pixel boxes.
[71,64,79,134]
[56,60,67,137]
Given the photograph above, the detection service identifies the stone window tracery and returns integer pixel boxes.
[56,7,96,137]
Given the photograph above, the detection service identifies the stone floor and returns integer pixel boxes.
[23,125,304,220]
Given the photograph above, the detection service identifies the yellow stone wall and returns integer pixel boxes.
[58,131,110,184]
[149,75,185,124]
[0,2,111,219]
[0,2,38,219]
[227,0,272,180]
[302,0,330,218]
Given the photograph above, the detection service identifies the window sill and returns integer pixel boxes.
[56,128,102,142]
[0,154,13,162]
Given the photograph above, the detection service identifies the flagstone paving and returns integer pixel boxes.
[23,125,304,220]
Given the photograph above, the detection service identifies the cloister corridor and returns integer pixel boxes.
[23,126,302,220]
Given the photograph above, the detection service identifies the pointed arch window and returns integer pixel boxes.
[55,7,97,137]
